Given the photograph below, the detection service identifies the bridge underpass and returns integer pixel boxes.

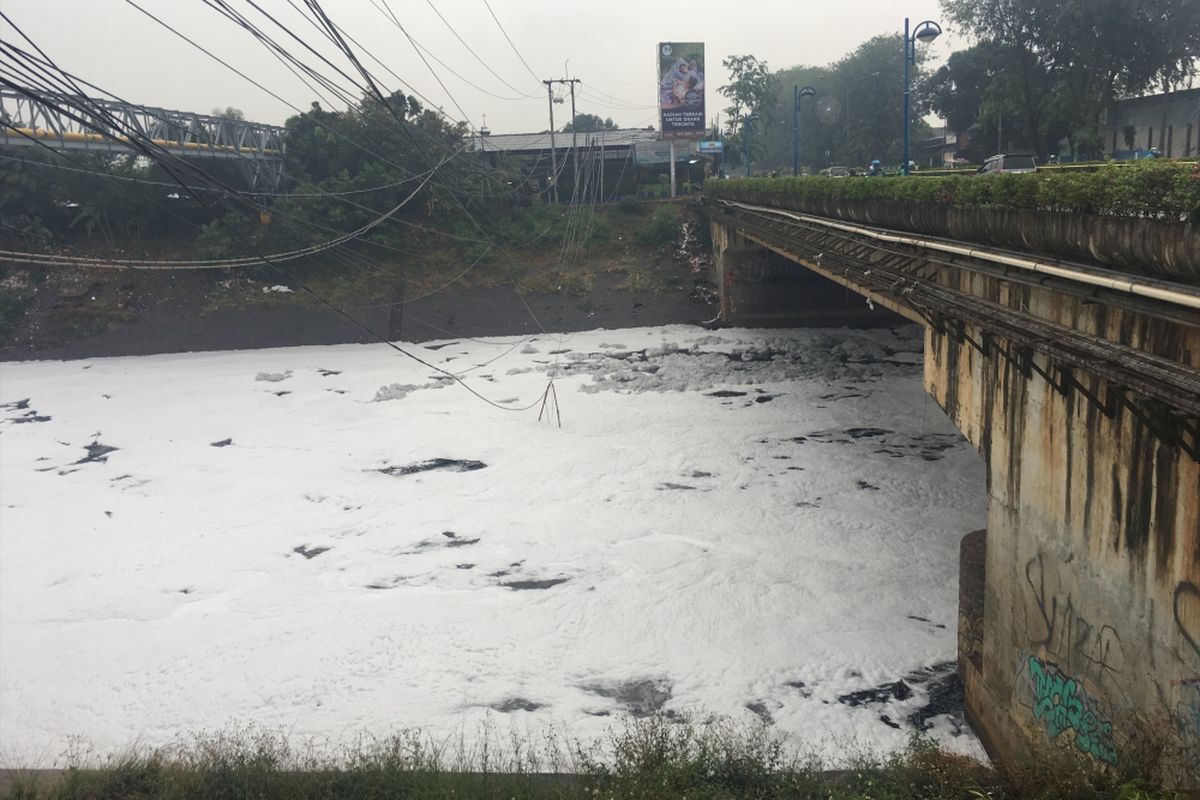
[707,197,1200,786]
[0,89,286,190]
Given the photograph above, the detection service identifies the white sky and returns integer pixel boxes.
[2,0,962,133]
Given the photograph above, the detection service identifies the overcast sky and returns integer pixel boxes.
[3,0,963,133]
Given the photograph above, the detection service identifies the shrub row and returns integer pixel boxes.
[706,160,1200,222]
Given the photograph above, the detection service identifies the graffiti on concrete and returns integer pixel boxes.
[1175,582,1200,661]
[1024,554,1125,693]
[1028,656,1118,765]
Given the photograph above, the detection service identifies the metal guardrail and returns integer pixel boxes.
[0,89,287,189]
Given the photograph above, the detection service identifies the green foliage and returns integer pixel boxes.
[635,204,681,246]
[937,0,1200,160]
[0,285,34,338]
[562,113,619,133]
[616,196,644,215]
[706,160,1200,221]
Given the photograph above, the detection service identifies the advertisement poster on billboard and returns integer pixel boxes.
[658,42,705,139]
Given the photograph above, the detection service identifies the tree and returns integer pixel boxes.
[211,106,245,121]
[719,54,775,126]
[561,113,618,133]
[940,0,1200,159]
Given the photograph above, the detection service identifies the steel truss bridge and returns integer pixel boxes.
[0,89,286,190]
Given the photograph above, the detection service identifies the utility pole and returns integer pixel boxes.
[544,80,559,204]
[542,78,581,204]
[569,79,580,199]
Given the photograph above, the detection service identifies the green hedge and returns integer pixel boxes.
[706,160,1200,222]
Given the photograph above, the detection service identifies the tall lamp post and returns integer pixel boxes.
[793,85,816,176]
[902,17,941,175]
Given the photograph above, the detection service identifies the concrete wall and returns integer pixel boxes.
[927,281,1200,785]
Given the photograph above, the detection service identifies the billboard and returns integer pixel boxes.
[658,42,705,140]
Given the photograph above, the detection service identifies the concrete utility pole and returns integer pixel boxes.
[544,80,559,204]
[569,79,580,198]
[542,78,581,204]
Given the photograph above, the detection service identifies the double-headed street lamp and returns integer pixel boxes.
[902,17,941,175]
[792,85,816,176]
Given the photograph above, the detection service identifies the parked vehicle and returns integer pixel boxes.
[977,153,1038,174]
[821,166,850,177]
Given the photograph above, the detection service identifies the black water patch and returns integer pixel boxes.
[548,349,570,355]
[847,427,890,439]
[2,399,31,411]
[501,578,569,590]
[907,665,964,731]
[445,538,480,548]
[456,563,475,570]
[754,394,778,404]
[582,678,672,717]
[317,368,341,376]
[293,544,330,559]
[442,531,457,538]
[273,390,291,397]
[104,511,113,518]
[785,680,813,698]
[365,583,392,590]
[834,661,964,733]
[690,471,713,478]
[72,441,118,466]
[424,341,459,351]
[857,480,880,491]
[657,483,696,491]
[745,701,775,725]
[178,587,193,595]
[707,389,747,398]
[492,697,544,713]
[376,458,487,476]
[327,389,348,394]
[211,438,233,447]
[12,413,51,423]
[907,614,947,630]
[837,680,913,708]
[818,391,864,401]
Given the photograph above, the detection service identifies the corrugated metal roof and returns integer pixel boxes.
[469,127,661,153]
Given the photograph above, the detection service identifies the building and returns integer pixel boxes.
[1103,87,1200,159]
[468,127,701,202]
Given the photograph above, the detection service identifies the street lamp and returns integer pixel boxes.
[902,17,941,175]
[793,86,816,176]
[740,113,760,177]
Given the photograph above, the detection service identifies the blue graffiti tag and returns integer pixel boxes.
[1028,656,1118,764]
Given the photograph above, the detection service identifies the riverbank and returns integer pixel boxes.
[0,201,718,362]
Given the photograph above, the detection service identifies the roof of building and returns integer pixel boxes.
[469,127,661,154]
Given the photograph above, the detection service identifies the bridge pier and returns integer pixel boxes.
[709,206,1200,786]
[929,315,1200,784]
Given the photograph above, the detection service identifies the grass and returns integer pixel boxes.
[2,716,1189,800]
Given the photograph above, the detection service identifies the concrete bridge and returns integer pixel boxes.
[707,194,1200,786]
